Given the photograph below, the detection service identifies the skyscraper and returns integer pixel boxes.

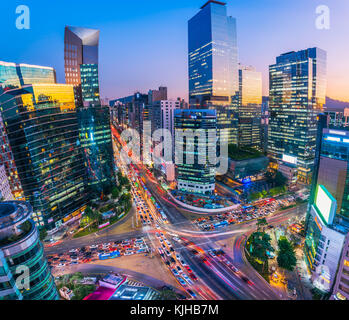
[65,26,115,196]
[77,106,115,196]
[268,48,327,184]
[0,84,88,231]
[304,128,349,292]
[0,61,56,90]
[188,0,239,145]
[148,86,168,104]
[0,61,57,201]
[232,65,262,150]
[64,26,100,106]
[174,109,217,195]
[0,201,58,300]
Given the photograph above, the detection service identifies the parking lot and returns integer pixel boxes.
[47,237,149,268]
[193,196,296,231]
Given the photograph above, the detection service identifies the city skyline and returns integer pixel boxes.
[1,0,349,102]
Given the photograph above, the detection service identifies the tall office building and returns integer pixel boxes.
[304,129,349,292]
[65,26,115,196]
[0,201,58,300]
[0,61,56,90]
[232,65,262,150]
[174,109,217,195]
[77,106,115,196]
[151,100,180,137]
[0,61,57,201]
[148,86,167,104]
[268,48,327,184]
[0,165,13,201]
[0,84,89,231]
[188,0,239,144]
[64,26,100,106]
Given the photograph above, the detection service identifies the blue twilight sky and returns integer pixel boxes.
[1,0,349,102]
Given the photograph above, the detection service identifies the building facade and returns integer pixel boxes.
[0,84,89,231]
[77,106,115,196]
[148,86,167,104]
[232,65,262,150]
[268,48,327,184]
[0,61,56,90]
[0,202,58,300]
[304,128,349,292]
[0,165,13,201]
[174,109,217,194]
[64,26,100,106]
[188,0,239,145]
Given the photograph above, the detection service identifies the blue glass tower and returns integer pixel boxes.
[268,48,327,184]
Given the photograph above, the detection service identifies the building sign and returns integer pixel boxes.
[282,154,297,165]
[314,185,336,225]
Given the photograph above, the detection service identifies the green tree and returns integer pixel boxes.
[111,186,120,199]
[160,289,177,300]
[256,218,268,232]
[39,228,47,241]
[248,232,274,272]
[277,236,297,272]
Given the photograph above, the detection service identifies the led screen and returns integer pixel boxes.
[315,185,333,225]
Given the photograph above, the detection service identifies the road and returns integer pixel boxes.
[46,126,306,300]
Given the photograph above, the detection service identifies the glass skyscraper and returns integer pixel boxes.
[65,26,115,196]
[80,63,100,104]
[0,201,58,300]
[268,48,327,184]
[0,84,88,231]
[64,26,100,106]
[304,129,349,292]
[174,109,217,195]
[188,0,239,145]
[0,61,56,91]
[77,106,115,196]
[232,65,262,150]
[0,61,57,201]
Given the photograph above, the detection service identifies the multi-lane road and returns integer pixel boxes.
[45,126,306,300]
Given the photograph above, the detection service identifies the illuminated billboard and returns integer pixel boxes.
[282,154,297,165]
[314,185,336,225]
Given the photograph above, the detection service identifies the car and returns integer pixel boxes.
[166,250,171,256]
[170,257,176,264]
[172,268,179,276]
[175,254,181,260]
[69,249,78,253]
[177,277,186,286]
[186,289,196,298]
[189,273,198,281]
[180,259,188,267]
[241,276,254,285]
[170,247,174,252]
[57,263,66,267]
[185,266,193,273]
[176,266,183,273]
[182,274,193,285]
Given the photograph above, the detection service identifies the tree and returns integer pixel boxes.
[277,236,297,272]
[111,187,120,199]
[256,218,268,232]
[160,289,177,300]
[39,228,47,241]
[248,232,274,272]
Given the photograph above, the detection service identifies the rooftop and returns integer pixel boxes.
[200,0,226,9]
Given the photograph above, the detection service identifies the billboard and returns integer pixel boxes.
[314,185,336,225]
[282,154,297,165]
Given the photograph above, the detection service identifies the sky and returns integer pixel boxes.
[1,0,349,102]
